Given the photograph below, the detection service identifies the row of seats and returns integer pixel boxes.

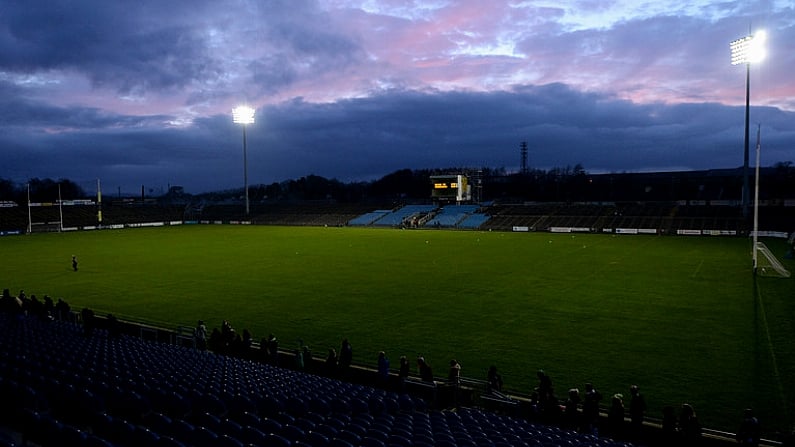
[0,313,636,447]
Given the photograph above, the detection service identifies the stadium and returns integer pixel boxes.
[5,1,795,446]
[1,168,794,447]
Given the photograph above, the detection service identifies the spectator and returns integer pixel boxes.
[679,403,701,446]
[18,290,29,315]
[294,348,304,371]
[242,329,253,351]
[661,406,678,443]
[55,298,70,321]
[231,333,244,354]
[209,328,223,352]
[80,307,95,336]
[339,338,353,371]
[564,388,581,429]
[266,333,279,365]
[536,370,554,402]
[302,345,312,372]
[194,320,207,350]
[448,359,461,385]
[43,295,54,319]
[398,356,410,391]
[536,370,558,420]
[582,382,602,434]
[736,408,761,447]
[325,348,338,377]
[377,351,390,387]
[487,365,503,393]
[449,359,462,407]
[221,320,235,351]
[629,385,646,438]
[607,393,625,439]
[417,356,433,382]
[29,294,45,319]
[1,288,21,314]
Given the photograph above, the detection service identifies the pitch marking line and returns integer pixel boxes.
[754,279,788,425]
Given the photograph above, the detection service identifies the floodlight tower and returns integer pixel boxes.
[232,105,256,216]
[730,29,766,220]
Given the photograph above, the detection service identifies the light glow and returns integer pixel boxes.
[730,30,767,65]
[232,105,255,124]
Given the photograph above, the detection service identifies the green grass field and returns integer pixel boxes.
[2,225,794,436]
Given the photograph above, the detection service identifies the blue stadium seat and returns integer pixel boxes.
[84,435,115,447]
[264,433,292,447]
[193,412,222,433]
[168,419,195,444]
[133,425,161,445]
[386,433,412,447]
[216,434,245,447]
[156,435,186,447]
[233,411,261,429]
[143,412,173,436]
[220,418,244,439]
[190,426,219,447]
[305,431,331,447]
[259,417,284,435]
[239,425,268,445]
[58,423,89,447]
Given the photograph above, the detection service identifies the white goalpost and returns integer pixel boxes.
[751,125,791,278]
[756,242,791,278]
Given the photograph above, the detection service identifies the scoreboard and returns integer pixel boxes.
[430,174,470,202]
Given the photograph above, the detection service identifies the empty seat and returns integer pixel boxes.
[190,426,219,447]
[305,431,331,447]
[155,436,187,447]
[133,425,161,445]
[216,434,245,447]
[263,433,292,447]
[239,425,268,445]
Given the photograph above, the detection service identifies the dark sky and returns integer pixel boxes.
[1,0,793,194]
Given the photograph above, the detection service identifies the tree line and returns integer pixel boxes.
[3,162,794,205]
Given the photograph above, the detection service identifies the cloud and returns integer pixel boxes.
[1,77,793,193]
[1,1,794,193]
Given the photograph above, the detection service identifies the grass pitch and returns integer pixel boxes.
[2,225,794,435]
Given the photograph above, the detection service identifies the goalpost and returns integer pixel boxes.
[756,242,791,278]
[751,125,791,278]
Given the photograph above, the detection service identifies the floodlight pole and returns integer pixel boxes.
[752,124,761,272]
[730,29,766,222]
[233,106,255,217]
[742,62,751,221]
[242,123,249,216]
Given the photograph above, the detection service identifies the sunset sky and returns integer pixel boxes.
[1,0,793,193]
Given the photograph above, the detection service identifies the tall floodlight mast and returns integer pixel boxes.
[232,105,256,216]
[730,29,766,220]
[752,124,761,272]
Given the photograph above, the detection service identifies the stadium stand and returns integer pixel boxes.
[348,211,393,226]
[5,282,783,447]
[0,312,644,447]
[4,200,791,235]
[423,205,481,228]
[456,213,490,229]
[371,205,438,227]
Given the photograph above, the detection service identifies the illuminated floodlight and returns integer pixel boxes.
[730,30,766,65]
[232,105,255,124]
[729,29,766,230]
[232,105,255,216]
